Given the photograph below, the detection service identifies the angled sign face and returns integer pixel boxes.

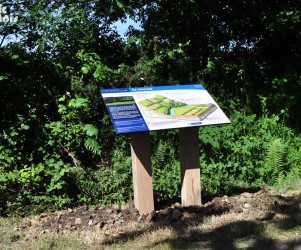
[100,84,230,134]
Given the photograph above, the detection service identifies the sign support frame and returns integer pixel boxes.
[179,127,202,206]
[101,84,230,214]
[130,132,154,214]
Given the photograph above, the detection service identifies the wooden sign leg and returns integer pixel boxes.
[130,132,154,214]
[179,127,202,207]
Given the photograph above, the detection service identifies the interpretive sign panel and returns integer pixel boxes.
[100,84,230,134]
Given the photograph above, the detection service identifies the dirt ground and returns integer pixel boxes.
[12,186,301,249]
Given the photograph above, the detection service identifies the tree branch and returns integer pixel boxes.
[57,141,80,166]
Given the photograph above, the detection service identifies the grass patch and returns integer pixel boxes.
[194,107,209,116]
[154,94,166,100]
[0,179,300,250]
[140,99,154,106]
[173,106,194,115]
[155,106,170,115]
[106,101,135,105]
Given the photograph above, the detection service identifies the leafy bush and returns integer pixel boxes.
[0,94,102,215]
[71,151,133,206]
[199,108,301,196]
[1,90,300,215]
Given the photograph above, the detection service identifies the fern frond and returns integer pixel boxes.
[85,138,101,155]
[153,141,167,167]
[265,138,286,184]
[83,124,98,137]
[266,138,285,168]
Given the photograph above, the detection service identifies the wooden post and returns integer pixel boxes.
[179,127,202,206]
[130,132,154,214]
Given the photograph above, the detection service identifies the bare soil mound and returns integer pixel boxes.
[16,186,301,244]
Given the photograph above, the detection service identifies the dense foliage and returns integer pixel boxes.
[0,0,300,215]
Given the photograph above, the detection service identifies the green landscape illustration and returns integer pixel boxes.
[139,94,217,120]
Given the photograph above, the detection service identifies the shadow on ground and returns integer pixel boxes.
[103,191,301,250]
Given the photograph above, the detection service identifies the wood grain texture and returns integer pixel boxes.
[179,127,202,206]
[130,132,154,214]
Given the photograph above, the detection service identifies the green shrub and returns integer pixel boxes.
[199,109,301,196]
[1,91,300,215]
[72,151,133,206]
[151,131,181,201]
[0,94,102,215]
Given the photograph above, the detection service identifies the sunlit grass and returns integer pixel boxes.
[0,177,300,250]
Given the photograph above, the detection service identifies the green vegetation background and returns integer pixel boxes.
[0,1,301,215]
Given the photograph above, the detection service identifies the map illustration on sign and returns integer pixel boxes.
[139,94,217,120]
[100,84,230,134]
